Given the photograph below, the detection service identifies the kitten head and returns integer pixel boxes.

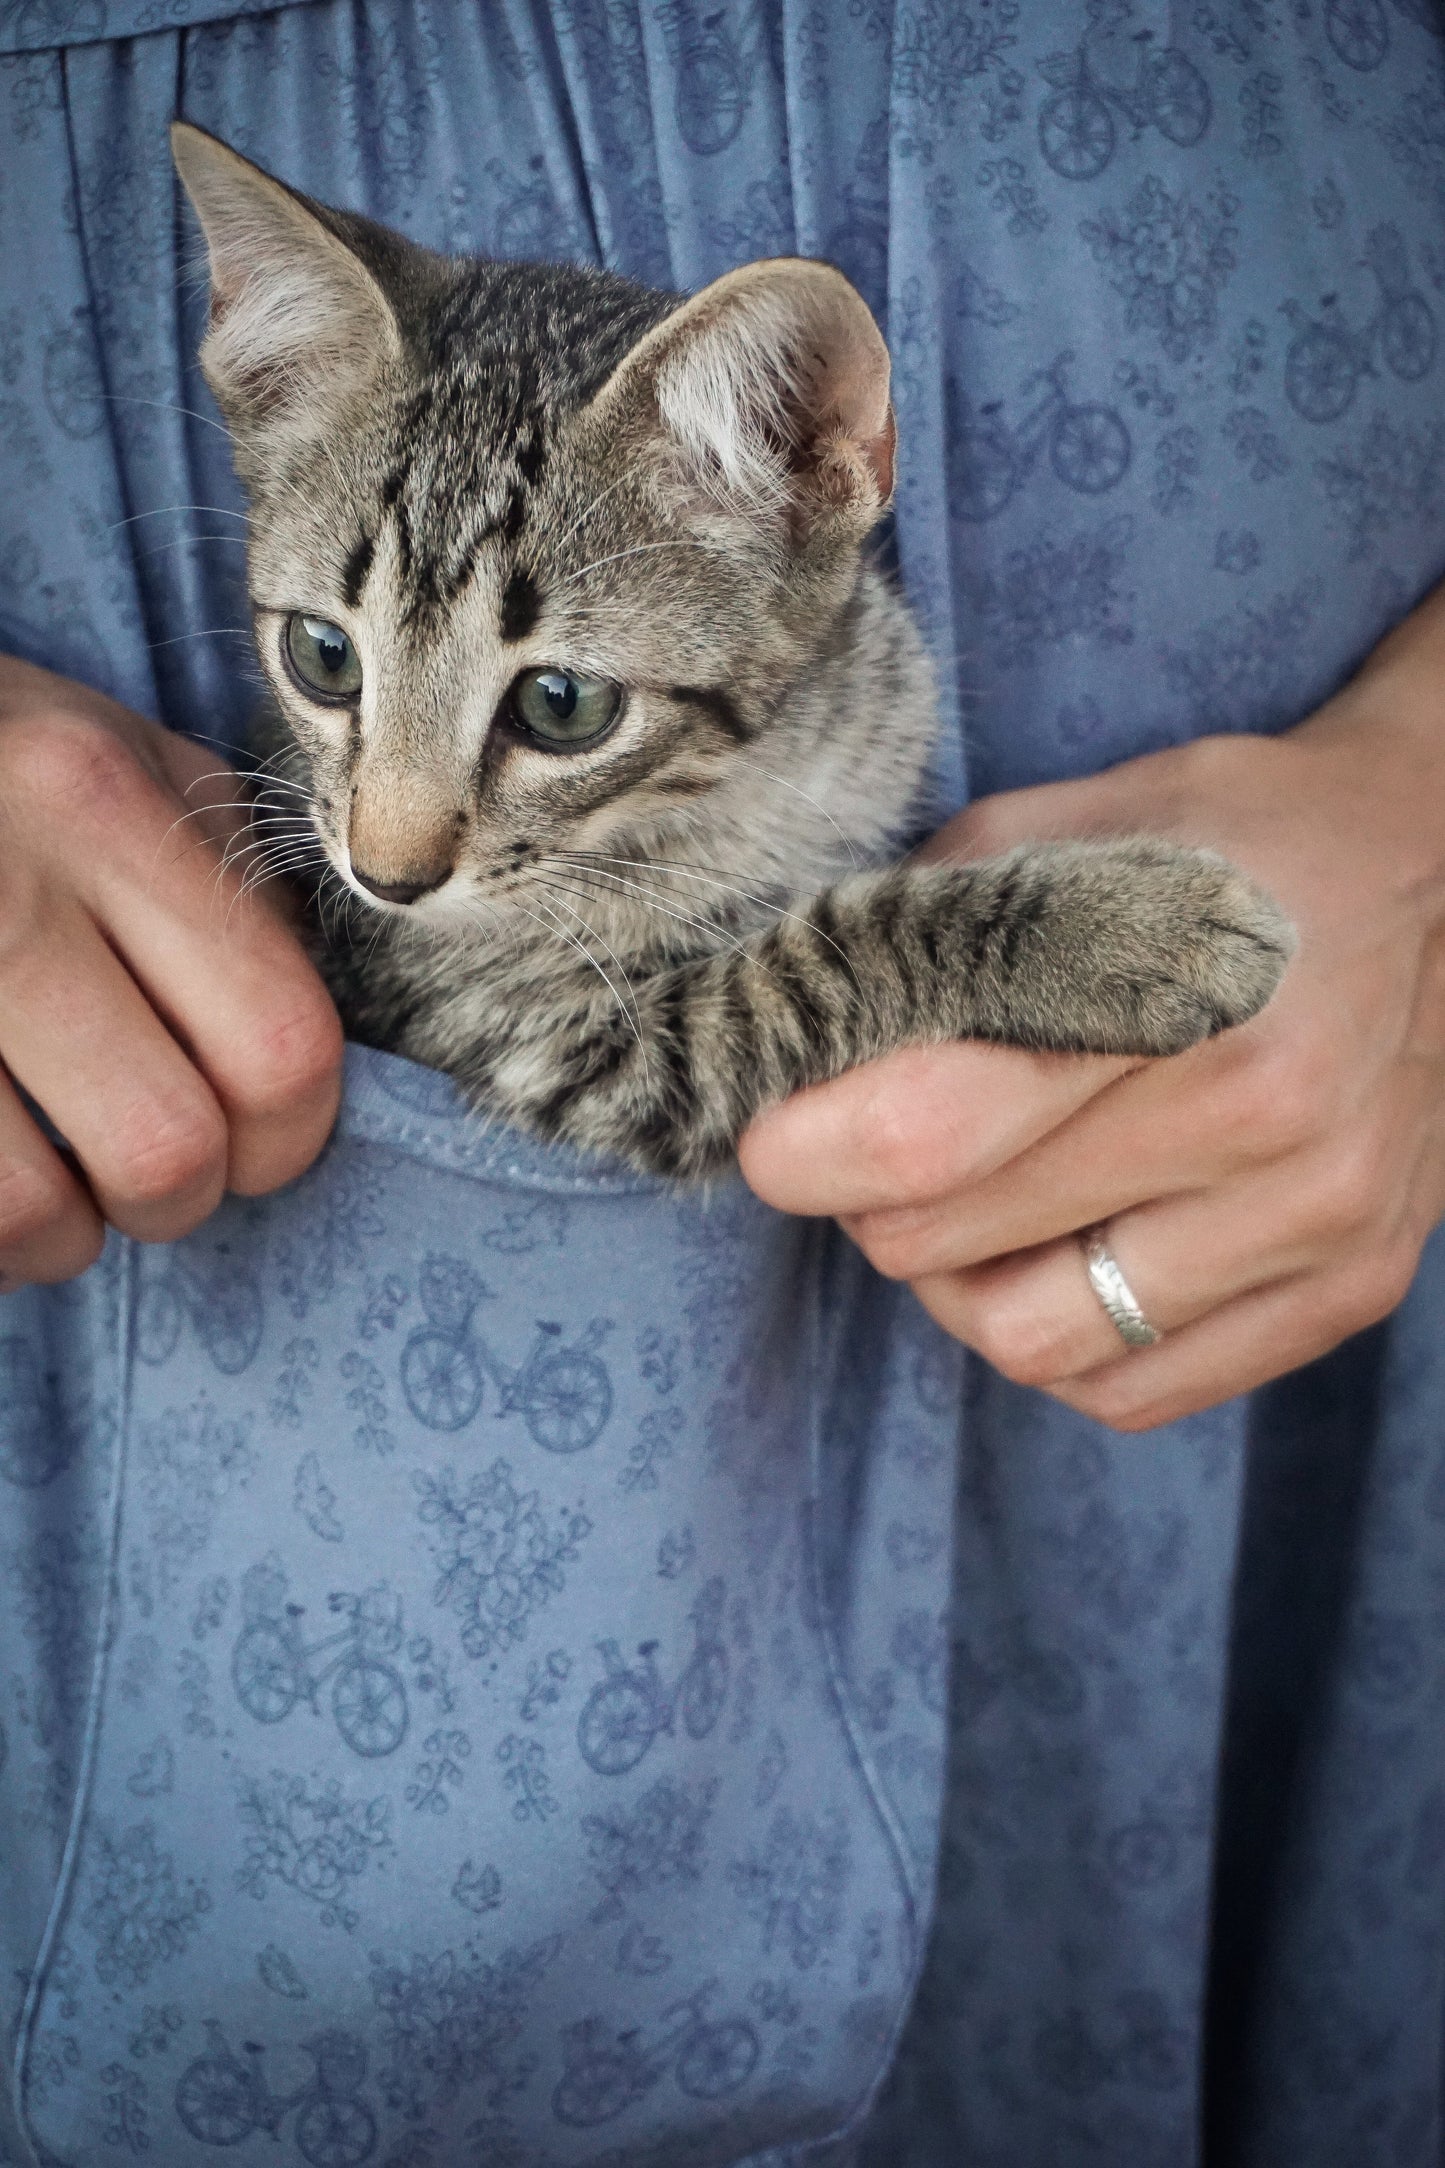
[172,125,910,935]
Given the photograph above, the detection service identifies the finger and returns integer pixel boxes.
[894,1100,1430,1387]
[0,1069,105,1287]
[1047,1242,1418,1431]
[45,719,343,1196]
[102,861,344,1197]
[914,1239,1418,1433]
[842,1003,1309,1276]
[0,907,231,1243]
[739,1039,1137,1217]
[903,1183,1274,1389]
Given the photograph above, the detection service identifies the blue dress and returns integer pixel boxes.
[3,5,1445,2163]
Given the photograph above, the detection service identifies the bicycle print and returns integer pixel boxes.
[135,1249,264,1375]
[1036,27,1209,181]
[552,1983,759,2127]
[175,2022,377,2166]
[577,1578,729,1777]
[1282,225,1437,423]
[1325,0,1389,71]
[655,2,775,156]
[399,1254,613,1453]
[946,352,1132,523]
[231,1581,409,1758]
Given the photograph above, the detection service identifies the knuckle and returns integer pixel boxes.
[227,989,344,1117]
[1325,1241,1419,1340]
[855,1092,939,1203]
[1221,1037,1332,1163]
[110,1095,227,1207]
[854,1052,980,1205]
[1301,1136,1385,1247]
[3,711,144,824]
[0,1153,71,1250]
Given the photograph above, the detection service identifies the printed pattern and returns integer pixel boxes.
[3,4,1445,2166]
[1,1052,955,2167]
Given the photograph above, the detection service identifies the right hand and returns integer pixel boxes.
[0,654,344,1289]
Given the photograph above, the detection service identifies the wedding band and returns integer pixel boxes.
[1081,1226,1161,1350]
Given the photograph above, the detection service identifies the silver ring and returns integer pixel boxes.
[1081,1226,1160,1350]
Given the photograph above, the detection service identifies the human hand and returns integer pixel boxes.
[0,654,343,1288]
[740,590,1445,1429]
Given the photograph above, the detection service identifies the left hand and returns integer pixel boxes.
[739,587,1445,1430]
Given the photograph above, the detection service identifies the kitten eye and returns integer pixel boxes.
[510,668,621,749]
[286,613,363,700]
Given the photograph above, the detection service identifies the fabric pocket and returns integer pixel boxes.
[3,1046,960,2168]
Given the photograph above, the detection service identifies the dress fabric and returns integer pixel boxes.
[2,4,1445,2165]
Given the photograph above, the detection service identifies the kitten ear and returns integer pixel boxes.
[589,258,895,537]
[171,122,402,429]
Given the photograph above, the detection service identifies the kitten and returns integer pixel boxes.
[172,125,1292,1181]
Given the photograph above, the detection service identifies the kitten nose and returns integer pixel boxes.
[349,861,451,906]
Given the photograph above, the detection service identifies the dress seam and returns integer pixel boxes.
[12,1239,137,2168]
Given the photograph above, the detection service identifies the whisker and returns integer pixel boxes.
[722,753,862,872]
[236,841,322,884]
[238,842,325,886]
[134,534,251,560]
[544,861,767,977]
[548,471,637,556]
[529,876,654,1043]
[530,890,647,1058]
[223,831,324,876]
[182,766,252,794]
[510,892,646,1063]
[320,876,352,949]
[92,392,235,439]
[158,806,315,868]
[108,502,249,530]
[146,626,252,650]
[228,844,329,922]
[547,851,858,985]
[217,826,319,878]
[551,537,733,592]
[550,850,785,918]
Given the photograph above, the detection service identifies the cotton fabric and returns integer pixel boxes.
[3,4,1445,2163]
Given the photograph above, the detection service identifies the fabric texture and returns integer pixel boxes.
[2,1048,959,2168]
[3,3,1445,2164]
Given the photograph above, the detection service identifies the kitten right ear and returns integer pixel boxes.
[171,122,402,430]
[585,257,895,541]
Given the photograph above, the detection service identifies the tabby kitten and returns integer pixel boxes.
[172,125,1292,1181]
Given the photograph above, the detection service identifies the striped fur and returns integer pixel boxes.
[175,127,1293,1181]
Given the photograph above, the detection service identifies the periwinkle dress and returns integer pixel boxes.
[3,4,1445,2164]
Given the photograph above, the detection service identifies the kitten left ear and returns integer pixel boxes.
[587,258,895,537]
[171,122,402,431]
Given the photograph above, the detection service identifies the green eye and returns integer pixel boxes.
[286,614,362,700]
[510,667,621,748]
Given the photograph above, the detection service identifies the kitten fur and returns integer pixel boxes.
[172,125,1294,1181]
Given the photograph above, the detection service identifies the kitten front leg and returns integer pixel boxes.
[468,838,1294,1180]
